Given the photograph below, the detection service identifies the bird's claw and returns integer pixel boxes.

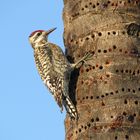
[82,51,93,62]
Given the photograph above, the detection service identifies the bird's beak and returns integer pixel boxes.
[45,27,57,36]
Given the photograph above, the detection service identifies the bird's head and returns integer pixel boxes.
[29,27,56,49]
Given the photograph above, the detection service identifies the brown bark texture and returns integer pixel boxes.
[63,0,140,140]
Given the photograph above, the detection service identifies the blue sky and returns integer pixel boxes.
[0,1,65,140]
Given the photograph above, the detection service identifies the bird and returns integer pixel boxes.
[29,28,92,119]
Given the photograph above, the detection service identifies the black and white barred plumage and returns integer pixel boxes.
[29,28,92,119]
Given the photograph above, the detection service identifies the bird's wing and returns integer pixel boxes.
[34,52,45,81]
[48,43,70,70]
[44,73,63,111]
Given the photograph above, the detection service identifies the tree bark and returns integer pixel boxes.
[63,0,140,140]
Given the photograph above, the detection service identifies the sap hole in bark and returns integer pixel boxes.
[119,1,122,4]
[86,68,89,72]
[92,5,96,8]
[138,88,140,91]
[94,126,97,130]
[115,136,118,139]
[133,113,136,117]
[102,102,105,106]
[97,2,99,6]
[92,66,95,69]
[75,41,78,44]
[96,117,99,121]
[128,0,131,3]
[108,32,111,35]
[98,49,101,53]
[99,76,102,80]
[87,123,91,128]
[108,1,111,4]
[125,69,128,73]
[123,112,127,116]
[90,96,93,99]
[99,65,103,69]
[91,51,95,55]
[106,61,110,64]
[108,48,112,52]
[112,31,116,35]
[86,37,89,40]
[110,92,114,95]
[128,115,134,123]
[137,70,140,74]
[124,99,128,104]
[76,13,79,16]
[132,89,135,93]
[125,51,128,54]
[78,128,81,132]
[105,93,109,96]
[113,45,117,49]
[119,49,122,52]
[111,115,113,118]
[103,50,107,53]
[102,3,108,8]
[78,54,81,57]
[91,118,94,122]
[121,70,124,73]
[122,88,125,92]
[91,34,95,38]
[106,74,110,78]
[86,96,89,99]
[111,3,114,6]
[89,2,92,5]
[125,135,129,139]
[115,90,119,93]
[136,1,138,4]
[75,131,78,134]
[84,126,87,130]
[122,31,125,35]
[72,14,76,18]
[134,100,138,105]
[82,97,85,100]
[96,96,100,99]
[132,71,135,75]
[85,5,88,8]
[128,88,131,92]
[98,32,102,36]
[129,70,132,73]
[101,95,105,98]
[70,39,73,42]
[81,125,83,128]
[81,8,84,11]
[116,69,119,73]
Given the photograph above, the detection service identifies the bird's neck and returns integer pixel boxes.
[34,40,48,48]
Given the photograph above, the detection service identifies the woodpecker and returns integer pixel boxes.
[29,28,92,119]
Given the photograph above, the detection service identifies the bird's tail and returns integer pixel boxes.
[62,95,78,120]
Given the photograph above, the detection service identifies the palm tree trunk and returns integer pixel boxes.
[63,0,140,139]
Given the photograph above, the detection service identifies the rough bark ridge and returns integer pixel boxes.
[63,0,140,140]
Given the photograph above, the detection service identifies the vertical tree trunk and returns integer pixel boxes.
[63,0,140,140]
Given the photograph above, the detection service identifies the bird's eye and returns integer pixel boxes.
[37,32,41,36]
